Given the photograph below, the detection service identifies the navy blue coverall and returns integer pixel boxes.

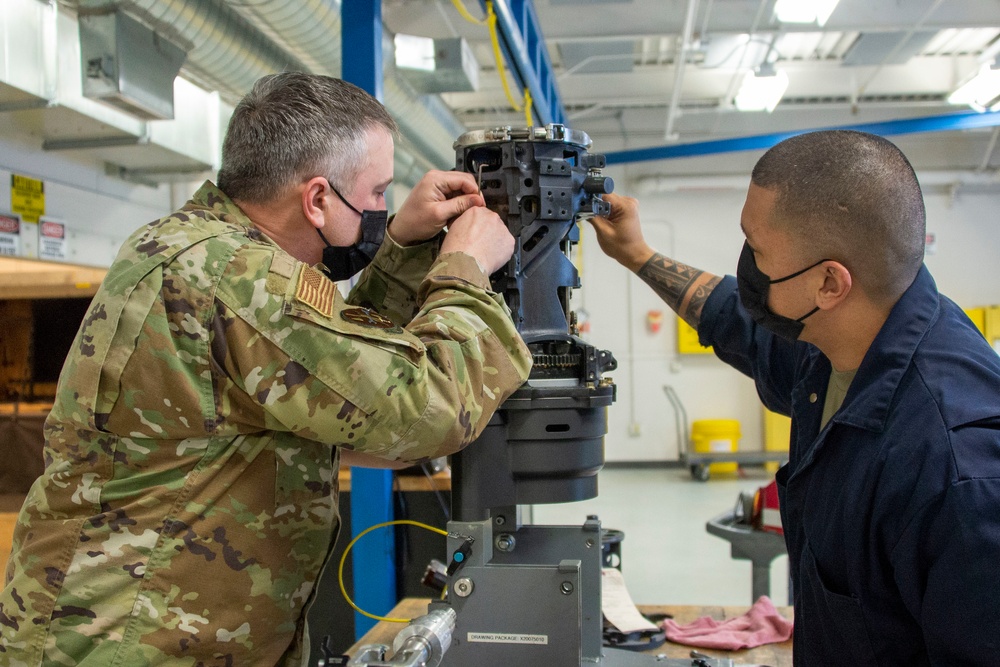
[699,266,1000,665]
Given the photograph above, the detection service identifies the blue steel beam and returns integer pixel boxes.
[341,0,397,641]
[604,110,1000,165]
[479,0,567,126]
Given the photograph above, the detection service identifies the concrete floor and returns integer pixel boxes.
[529,465,790,608]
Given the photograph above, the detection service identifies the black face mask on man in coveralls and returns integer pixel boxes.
[736,241,830,341]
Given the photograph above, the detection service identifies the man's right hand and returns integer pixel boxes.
[440,206,515,276]
[389,170,485,246]
[587,192,656,272]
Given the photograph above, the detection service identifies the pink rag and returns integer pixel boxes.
[660,596,793,650]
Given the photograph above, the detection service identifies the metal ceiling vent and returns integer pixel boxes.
[394,35,480,93]
[78,9,186,120]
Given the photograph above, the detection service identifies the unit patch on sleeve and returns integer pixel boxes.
[296,265,336,317]
[341,307,403,333]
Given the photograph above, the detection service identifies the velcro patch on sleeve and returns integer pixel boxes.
[340,307,403,333]
[295,265,336,317]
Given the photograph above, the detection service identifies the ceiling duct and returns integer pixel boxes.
[73,0,467,180]
[76,0,308,98]
[220,0,465,171]
[78,9,185,120]
[395,35,480,94]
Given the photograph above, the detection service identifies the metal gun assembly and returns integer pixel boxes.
[346,125,731,667]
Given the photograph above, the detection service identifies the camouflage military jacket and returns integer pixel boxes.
[0,182,531,666]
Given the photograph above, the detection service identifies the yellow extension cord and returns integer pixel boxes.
[338,519,449,624]
[451,0,535,127]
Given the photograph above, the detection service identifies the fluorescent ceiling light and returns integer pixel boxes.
[394,34,436,72]
[774,0,840,26]
[734,68,789,112]
[948,61,1000,112]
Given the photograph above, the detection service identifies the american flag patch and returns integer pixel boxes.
[295,265,335,317]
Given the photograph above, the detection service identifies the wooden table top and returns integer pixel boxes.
[338,468,451,493]
[0,402,51,417]
[348,598,792,666]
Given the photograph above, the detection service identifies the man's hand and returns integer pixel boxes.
[389,170,485,246]
[440,206,515,276]
[587,192,655,272]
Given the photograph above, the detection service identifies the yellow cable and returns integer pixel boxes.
[451,0,533,119]
[338,519,449,624]
[450,0,486,25]
[486,1,524,113]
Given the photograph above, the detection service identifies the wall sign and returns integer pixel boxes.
[11,174,45,224]
[0,212,20,256]
[38,217,67,260]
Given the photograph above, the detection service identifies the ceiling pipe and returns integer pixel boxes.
[607,109,1000,165]
[720,0,772,109]
[979,127,1000,171]
[76,0,309,96]
[73,0,465,184]
[632,169,1000,194]
[221,0,465,170]
[664,0,699,140]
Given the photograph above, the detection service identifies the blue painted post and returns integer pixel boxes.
[340,0,396,640]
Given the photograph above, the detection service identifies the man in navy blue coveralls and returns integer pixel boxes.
[588,130,1000,665]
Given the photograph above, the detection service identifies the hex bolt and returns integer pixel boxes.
[560,581,574,595]
[495,533,515,552]
[585,539,595,549]
[454,577,474,598]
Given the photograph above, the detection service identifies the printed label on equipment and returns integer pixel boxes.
[467,632,548,645]
[709,438,732,452]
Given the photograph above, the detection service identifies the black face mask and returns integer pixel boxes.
[317,184,388,282]
[736,241,830,341]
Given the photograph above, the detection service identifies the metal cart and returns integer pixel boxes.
[663,385,789,481]
[705,507,790,604]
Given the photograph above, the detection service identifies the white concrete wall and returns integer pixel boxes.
[581,167,1000,463]
[2,131,997,467]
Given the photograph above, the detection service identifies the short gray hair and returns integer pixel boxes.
[217,72,398,203]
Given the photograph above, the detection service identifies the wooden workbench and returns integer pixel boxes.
[337,467,450,493]
[348,598,793,666]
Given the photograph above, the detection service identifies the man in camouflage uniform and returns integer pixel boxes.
[0,73,531,666]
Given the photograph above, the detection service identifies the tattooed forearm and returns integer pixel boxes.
[637,253,721,327]
[685,275,722,325]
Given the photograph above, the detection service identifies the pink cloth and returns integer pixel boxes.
[660,596,793,650]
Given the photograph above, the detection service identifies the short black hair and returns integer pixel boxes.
[752,130,925,304]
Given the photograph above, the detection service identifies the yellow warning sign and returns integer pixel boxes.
[677,316,713,354]
[11,174,45,223]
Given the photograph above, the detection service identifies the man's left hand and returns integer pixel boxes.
[389,170,486,246]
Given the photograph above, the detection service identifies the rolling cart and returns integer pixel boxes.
[663,385,789,481]
[706,507,790,603]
